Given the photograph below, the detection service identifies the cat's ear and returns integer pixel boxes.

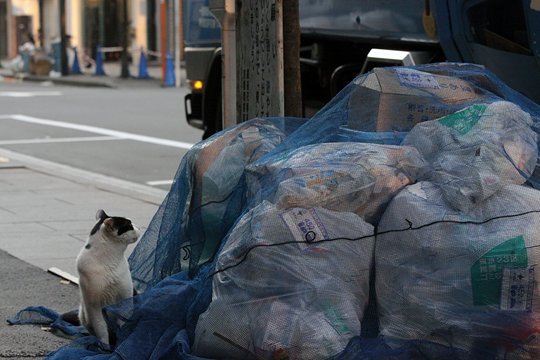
[96,209,109,221]
[103,218,115,231]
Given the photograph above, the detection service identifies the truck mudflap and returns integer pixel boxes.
[184,92,204,129]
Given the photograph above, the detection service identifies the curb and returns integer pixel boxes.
[0,148,167,206]
[25,74,118,88]
[0,67,181,89]
[1,72,117,88]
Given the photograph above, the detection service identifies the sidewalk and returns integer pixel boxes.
[0,148,166,359]
[0,60,187,89]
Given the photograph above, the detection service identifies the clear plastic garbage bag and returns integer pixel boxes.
[403,101,537,211]
[376,182,540,359]
[194,201,375,360]
[247,142,425,224]
[129,118,304,288]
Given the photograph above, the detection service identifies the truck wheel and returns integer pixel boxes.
[202,89,223,140]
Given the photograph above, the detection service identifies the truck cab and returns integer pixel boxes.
[184,0,540,139]
[183,0,222,136]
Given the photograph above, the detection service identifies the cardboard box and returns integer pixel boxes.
[348,67,491,132]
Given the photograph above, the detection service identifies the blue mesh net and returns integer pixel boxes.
[39,63,540,359]
[129,117,307,288]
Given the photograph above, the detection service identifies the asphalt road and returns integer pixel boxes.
[0,80,204,190]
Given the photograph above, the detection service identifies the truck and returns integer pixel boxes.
[183,0,540,139]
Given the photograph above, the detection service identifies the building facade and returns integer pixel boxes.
[1,0,174,63]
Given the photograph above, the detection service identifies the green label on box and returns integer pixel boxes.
[439,104,487,135]
[471,235,528,306]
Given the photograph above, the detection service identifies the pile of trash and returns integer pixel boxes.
[46,63,540,359]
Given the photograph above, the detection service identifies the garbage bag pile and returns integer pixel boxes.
[46,63,540,359]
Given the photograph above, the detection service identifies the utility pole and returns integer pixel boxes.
[212,0,293,128]
[283,0,302,117]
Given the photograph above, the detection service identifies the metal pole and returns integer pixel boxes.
[99,0,105,48]
[120,0,130,78]
[174,0,180,87]
[160,0,167,81]
[179,0,184,61]
[282,0,301,117]
[222,0,236,128]
[59,0,69,75]
[210,0,237,127]
[38,0,44,48]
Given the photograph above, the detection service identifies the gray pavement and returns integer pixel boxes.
[0,249,80,359]
[0,148,164,358]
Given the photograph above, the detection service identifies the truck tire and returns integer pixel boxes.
[202,55,223,140]
[202,87,222,139]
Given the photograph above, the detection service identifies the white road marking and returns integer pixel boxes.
[1,114,195,150]
[0,91,63,97]
[146,180,174,186]
[0,136,118,146]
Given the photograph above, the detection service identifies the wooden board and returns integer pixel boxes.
[47,267,79,286]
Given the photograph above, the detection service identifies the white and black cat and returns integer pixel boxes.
[76,209,140,344]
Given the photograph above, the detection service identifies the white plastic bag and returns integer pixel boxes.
[247,142,425,224]
[194,201,375,359]
[187,119,287,267]
[402,101,538,211]
[376,182,540,357]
